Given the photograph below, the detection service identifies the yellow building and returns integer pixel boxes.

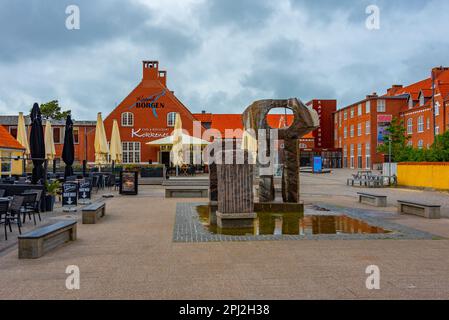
[0,125,25,176]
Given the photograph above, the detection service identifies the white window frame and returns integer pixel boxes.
[350,108,354,118]
[167,112,177,127]
[407,118,413,134]
[366,120,370,135]
[357,123,362,136]
[435,126,440,135]
[350,125,354,138]
[426,117,430,130]
[350,144,354,169]
[358,104,362,116]
[344,111,347,120]
[122,141,141,164]
[365,143,371,169]
[121,112,134,127]
[377,99,386,112]
[366,101,371,114]
[417,116,424,133]
[435,101,440,116]
[343,127,347,139]
[417,140,423,149]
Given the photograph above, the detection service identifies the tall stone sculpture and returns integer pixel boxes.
[242,98,319,204]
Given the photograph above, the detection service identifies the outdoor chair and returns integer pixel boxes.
[20,192,38,225]
[0,189,5,197]
[5,195,24,238]
[24,189,43,221]
[0,201,9,240]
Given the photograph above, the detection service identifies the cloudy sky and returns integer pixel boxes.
[1,0,448,120]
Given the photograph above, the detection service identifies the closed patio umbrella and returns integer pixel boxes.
[17,112,30,155]
[62,115,75,179]
[94,112,109,169]
[109,119,122,170]
[171,113,184,174]
[29,103,45,184]
[44,120,56,163]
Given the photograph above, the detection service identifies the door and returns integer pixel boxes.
[161,151,170,168]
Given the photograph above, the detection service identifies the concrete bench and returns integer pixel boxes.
[18,220,77,259]
[162,179,209,187]
[357,192,387,207]
[82,202,106,224]
[397,200,441,219]
[165,186,208,198]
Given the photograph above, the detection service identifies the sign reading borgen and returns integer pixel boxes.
[62,182,78,207]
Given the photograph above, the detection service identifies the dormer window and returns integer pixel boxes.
[419,93,425,106]
[408,97,413,109]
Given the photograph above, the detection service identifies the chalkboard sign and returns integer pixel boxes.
[78,180,92,200]
[62,182,78,207]
[120,171,138,195]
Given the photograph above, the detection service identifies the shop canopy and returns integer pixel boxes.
[146,133,209,146]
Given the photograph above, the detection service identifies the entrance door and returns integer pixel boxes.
[161,151,170,168]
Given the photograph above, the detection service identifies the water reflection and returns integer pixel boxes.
[196,205,390,236]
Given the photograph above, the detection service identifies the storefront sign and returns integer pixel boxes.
[377,114,393,123]
[120,171,138,195]
[131,128,170,138]
[313,156,323,173]
[129,90,167,118]
[62,182,78,207]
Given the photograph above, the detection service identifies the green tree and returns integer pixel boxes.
[33,100,71,120]
[429,130,449,161]
[377,118,410,162]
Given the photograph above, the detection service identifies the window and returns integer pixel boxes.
[339,113,342,127]
[366,121,370,135]
[365,143,371,169]
[53,127,62,144]
[357,143,363,169]
[343,146,348,168]
[435,126,440,135]
[358,104,362,116]
[419,94,425,106]
[366,101,371,113]
[343,127,347,139]
[427,117,430,130]
[350,144,354,169]
[417,140,424,149]
[417,116,424,133]
[73,127,79,144]
[122,142,141,163]
[407,118,413,134]
[357,123,362,136]
[407,141,413,147]
[9,126,18,139]
[167,112,177,127]
[435,102,440,116]
[121,112,134,127]
[377,99,386,112]
[0,151,12,173]
[350,125,354,138]
[408,98,413,109]
[350,108,354,118]
[344,111,347,120]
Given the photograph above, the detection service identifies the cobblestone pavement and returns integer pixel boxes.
[0,171,449,299]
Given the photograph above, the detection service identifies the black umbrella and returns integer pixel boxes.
[62,114,75,179]
[29,103,45,184]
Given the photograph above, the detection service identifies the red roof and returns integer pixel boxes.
[193,113,314,139]
[0,125,25,150]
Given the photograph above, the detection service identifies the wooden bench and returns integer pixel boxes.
[357,192,387,207]
[162,179,209,187]
[18,220,77,259]
[165,186,208,198]
[82,202,106,224]
[397,200,441,219]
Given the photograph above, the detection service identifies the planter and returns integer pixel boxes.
[45,195,56,212]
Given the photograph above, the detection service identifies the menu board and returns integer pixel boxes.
[78,180,92,200]
[120,171,138,195]
[62,182,78,207]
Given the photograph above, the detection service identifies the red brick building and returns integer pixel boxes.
[335,66,449,169]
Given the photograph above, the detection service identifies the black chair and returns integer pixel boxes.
[5,195,24,237]
[24,189,43,222]
[20,192,38,225]
[0,189,5,197]
[0,201,9,240]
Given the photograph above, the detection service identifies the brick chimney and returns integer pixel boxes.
[142,61,159,80]
[432,66,449,80]
[386,85,403,96]
[158,70,167,86]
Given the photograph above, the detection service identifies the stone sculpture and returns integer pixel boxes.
[242,98,319,204]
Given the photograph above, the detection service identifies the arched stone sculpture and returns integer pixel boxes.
[242,98,319,203]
